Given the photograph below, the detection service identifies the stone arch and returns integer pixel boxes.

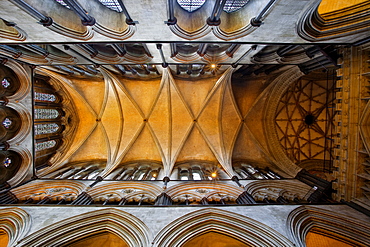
[297,0,370,41]
[0,105,21,143]
[0,59,31,102]
[5,102,31,144]
[359,98,370,153]
[0,19,27,41]
[2,147,31,187]
[166,182,243,205]
[286,205,370,247]
[11,0,93,40]
[170,0,276,41]
[153,207,294,247]
[88,181,163,204]
[0,149,24,186]
[18,208,150,247]
[0,207,30,247]
[0,64,21,98]
[33,68,79,175]
[244,180,312,202]
[264,66,304,177]
[11,180,86,202]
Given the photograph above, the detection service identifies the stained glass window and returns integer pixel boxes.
[54,0,70,9]
[177,0,249,13]
[34,123,60,135]
[98,0,123,12]
[3,157,11,167]
[35,140,56,151]
[177,0,206,12]
[223,0,249,13]
[1,78,10,88]
[34,109,59,119]
[34,92,56,102]
[2,118,12,128]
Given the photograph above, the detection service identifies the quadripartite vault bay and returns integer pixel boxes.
[0,0,370,246]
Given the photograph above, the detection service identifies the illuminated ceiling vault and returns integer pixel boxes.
[38,65,271,178]
[28,41,339,180]
[0,0,369,182]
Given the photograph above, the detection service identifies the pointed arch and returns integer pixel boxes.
[244,180,312,201]
[264,66,304,177]
[153,207,294,247]
[0,207,30,247]
[18,208,150,247]
[11,180,86,202]
[88,181,163,203]
[286,205,370,247]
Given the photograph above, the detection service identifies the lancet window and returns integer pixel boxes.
[34,109,60,120]
[177,0,249,13]
[98,0,122,12]
[35,140,57,152]
[34,75,65,170]
[234,162,282,180]
[109,162,162,181]
[54,0,70,9]
[34,123,60,135]
[51,164,103,180]
[175,161,226,180]
[177,0,206,12]
[223,0,249,13]
[34,92,56,102]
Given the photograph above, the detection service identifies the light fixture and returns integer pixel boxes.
[211,64,216,69]
[211,172,217,178]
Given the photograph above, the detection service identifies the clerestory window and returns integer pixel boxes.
[54,0,70,9]
[223,0,249,13]
[35,140,57,152]
[34,123,60,135]
[97,0,123,12]
[177,0,206,12]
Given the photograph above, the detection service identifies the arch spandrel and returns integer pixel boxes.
[18,208,150,247]
[287,206,370,247]
[152,207,294,247]
[0,207,31,247]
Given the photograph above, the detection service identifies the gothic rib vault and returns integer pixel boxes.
[37,65,298,179]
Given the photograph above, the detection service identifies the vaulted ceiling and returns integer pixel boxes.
[1,0,369,181]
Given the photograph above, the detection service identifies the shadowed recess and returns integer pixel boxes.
[67,231,129,247]
[182,231,250,247]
